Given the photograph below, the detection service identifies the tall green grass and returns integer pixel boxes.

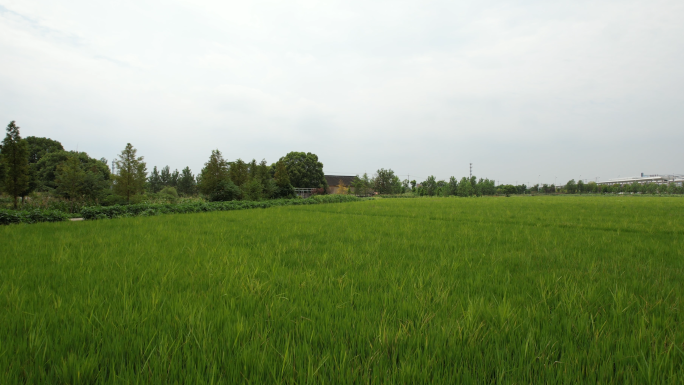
[1,196,683,383]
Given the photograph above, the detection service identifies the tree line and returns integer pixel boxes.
[346,169,502,197]
[0,121,329,210]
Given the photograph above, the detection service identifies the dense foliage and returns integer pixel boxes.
[0,208,68,225]
[279,151,327,189]
[80,194,362,220]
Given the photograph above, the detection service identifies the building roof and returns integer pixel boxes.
[597,174,683,185]
[325,175,357,187]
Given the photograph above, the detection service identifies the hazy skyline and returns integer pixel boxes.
[1,0,682,186]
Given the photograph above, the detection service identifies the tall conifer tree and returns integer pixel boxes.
[198,150,229,195]
[0,121,30,208]
[113,143,147,202]
[177,166,196,196]
[148,166,162,193]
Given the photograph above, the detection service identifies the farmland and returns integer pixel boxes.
[1,196,683,383]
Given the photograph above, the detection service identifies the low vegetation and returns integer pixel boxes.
[1,196,682,383]
[0,208,69,225]
[80,194,362,220]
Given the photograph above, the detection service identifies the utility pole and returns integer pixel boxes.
[469,163,472,178]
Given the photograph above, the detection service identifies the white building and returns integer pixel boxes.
[597,174,684,186]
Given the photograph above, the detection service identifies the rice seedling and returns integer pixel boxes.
[1,195,682,383]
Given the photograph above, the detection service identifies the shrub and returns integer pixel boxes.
[159,187,179,203]
[209,180,241,202]
[0,209,69,225]
[81,194,365,220]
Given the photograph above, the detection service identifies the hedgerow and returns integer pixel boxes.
[80,194,363,220]
[0,209,69,225]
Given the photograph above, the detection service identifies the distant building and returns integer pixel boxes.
[597,174,684,186]
[324,175,356,194]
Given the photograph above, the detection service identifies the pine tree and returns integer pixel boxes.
[160,165,171,186]
[0,121,30,208]
[113,143,147,203]
[148,166,162,193]
[170,169,180,187]
[177,166,197,196]
[229,158,249,187]
[198,150,229,196]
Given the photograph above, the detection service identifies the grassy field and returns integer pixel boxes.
[1,196,683,383]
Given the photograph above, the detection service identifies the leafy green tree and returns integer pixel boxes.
[55,155,85,212]
[33,151,109,192]
[81,164,110,203]
[0,121,30,208]
[565,179,577,194]
[374,168,400,194]
[148,166,163,193]
[500,184,516,197]
[585,181,597,193]
[577,180,585,194]
[423,175,437,196]
[457,177,473,197]
[26,136,64,195]
[401,179,409,193]
[448,177,458,196]
[198,150,230,196]
[479,179,496,195]
[279,152,327,190]
[113,143,147,203]
[177,167,197,196]
[352,173,373,196]
[410,180,416,191]
[26,136,64,164]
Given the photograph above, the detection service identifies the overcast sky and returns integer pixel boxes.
[1,0,682,185]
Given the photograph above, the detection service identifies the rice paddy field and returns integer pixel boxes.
[1,196,683,384]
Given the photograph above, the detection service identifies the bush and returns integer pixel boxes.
[81,194,365,220]
[159,187,179,203]
[101,193,126,206]
[0,209,69,225]
[209,180,241,202]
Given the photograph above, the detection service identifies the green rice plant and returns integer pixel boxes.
[0,196,683,383]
